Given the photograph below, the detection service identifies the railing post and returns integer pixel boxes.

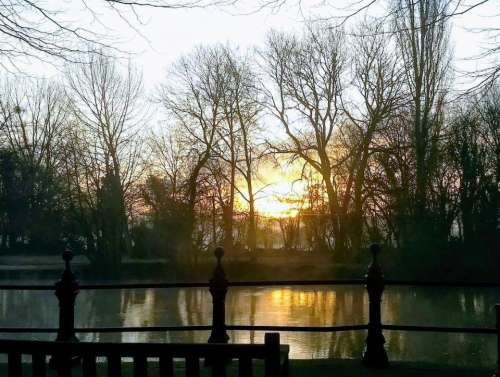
[493,304,500,377]
[362,243,389,368]
[264,333,281,376]
[49,248,80,369]
[208,247,230,344]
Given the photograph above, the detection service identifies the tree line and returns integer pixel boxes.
[0,0,498,274]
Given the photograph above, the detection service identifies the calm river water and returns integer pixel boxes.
[0,284,498,367]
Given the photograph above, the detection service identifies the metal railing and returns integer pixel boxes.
[0,244,499,374]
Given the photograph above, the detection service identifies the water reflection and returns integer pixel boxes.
[0,285,498,366]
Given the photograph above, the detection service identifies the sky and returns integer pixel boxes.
[30,0,499,91]
[14,0,500,216]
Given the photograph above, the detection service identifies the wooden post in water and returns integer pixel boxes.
[493,304,500,377]
[49,247,80,369]
[208,247,230,344]
[362,243,389,368]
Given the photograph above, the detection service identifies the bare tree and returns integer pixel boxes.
[66,54,145,267]
[277,213,301,252]
[393,0,451,247]
[160,45,228,262]
[213,47,263,254]
[214,51,239,255]
[0,79,69,250]
[367,109,414,249]
[475,85,500,241]
[341,20,403,253]
[261,24,349,256]
[149,127,189,201]
[59,121,104,259]
[0,79,68,170]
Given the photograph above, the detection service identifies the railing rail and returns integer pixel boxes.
[0,244,499,374]
[382,324,497,334]
[3,279,500,291]
[1,323,497,335]
[0,324,370,333]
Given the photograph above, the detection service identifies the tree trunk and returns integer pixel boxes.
[324,174,346,259]
[246,175,257,253]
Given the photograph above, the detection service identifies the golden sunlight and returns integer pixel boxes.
[255,196,300,218]
[239,163,307,218]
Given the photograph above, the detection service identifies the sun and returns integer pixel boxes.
[255,196,300,218]
[235,161,308,217]
[254,178,305,218]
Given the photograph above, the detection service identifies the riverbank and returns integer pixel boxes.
[0,359,492,376]
[1,251,499,283]
[0,253,366,282]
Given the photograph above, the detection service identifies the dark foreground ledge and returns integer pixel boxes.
[0,359,491,377]
[291,359,490,376]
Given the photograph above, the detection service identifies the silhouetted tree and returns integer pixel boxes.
[262,24,349,258]
[392,0,451,252]
[65,54,145,269]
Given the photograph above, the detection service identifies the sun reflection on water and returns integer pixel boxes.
[0,285,498,366]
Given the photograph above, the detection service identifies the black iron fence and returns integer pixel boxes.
[0,244,499,374]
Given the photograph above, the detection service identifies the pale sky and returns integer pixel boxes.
[25,0,499,92]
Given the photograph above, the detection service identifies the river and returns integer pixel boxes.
[0,284,498,367]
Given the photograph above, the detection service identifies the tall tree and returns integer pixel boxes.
[0,80,69,251]
[262,25,349,257]
[393,0,451,248]
[216,47,262,254]
[342,21,403,253]
[160,45,227,262]
[66,54,144,268]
